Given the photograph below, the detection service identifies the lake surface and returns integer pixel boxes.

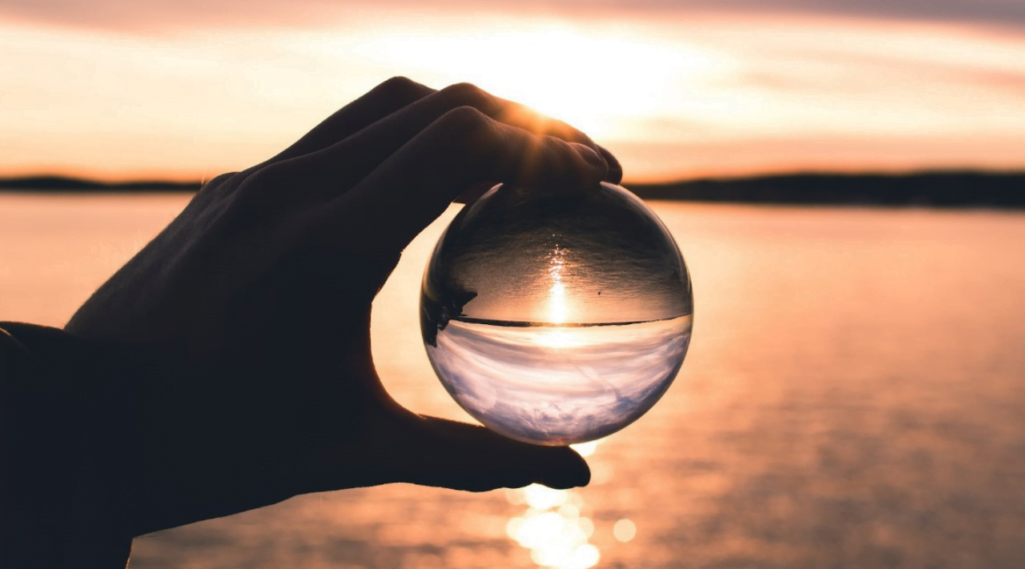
[2,194,1024,568]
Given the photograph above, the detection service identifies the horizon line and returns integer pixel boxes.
[2,167,1024,191]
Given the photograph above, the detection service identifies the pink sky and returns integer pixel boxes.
[1,2,1023,182]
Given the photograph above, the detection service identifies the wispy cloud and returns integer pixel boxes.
[1,7,1023,180]
[2,0,1024,32]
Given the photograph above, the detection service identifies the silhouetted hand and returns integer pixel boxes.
[65,78,622,536]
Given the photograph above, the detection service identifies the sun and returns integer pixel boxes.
[347,18,723,139]
[465,27,673,135]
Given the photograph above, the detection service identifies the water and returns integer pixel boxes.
[427,316,693,445]
[2,194,1025,568]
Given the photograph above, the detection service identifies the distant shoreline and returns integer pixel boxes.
[630,171,1025,209]
[0,175,201,193]
[2,171,1023,208]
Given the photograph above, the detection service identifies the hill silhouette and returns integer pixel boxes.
[0,175,200,192]
[630,171,1025,208]
[1,171,1023,208]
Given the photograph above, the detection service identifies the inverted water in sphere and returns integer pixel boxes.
[421,182,694,445]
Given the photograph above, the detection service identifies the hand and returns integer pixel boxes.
[66,78,622,536]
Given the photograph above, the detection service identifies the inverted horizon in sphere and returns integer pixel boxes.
[428,316,693,445]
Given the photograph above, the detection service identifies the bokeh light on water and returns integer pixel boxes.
[612,519,636,543]
[505,486,599,569]
[502,440,608,569]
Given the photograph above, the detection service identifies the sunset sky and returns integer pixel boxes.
[2,0,1023,182]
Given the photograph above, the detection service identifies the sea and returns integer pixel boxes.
[2,194,1024,569]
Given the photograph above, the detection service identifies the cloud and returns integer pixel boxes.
[3,9,1023,180]
[0,0,341,30]
[1,0,1024,32]
[614,0,1025,26]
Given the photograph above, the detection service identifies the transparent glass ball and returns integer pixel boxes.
[421,182,693,445]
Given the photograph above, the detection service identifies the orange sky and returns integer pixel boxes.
[1,4,1024,182]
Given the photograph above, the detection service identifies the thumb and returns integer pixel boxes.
[394,415,591,492]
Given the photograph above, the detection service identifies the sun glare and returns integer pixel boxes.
[548,245,568,325]
[336,20,727,138]
[505,485,600,569]
[549,281,567,325]
[534,244,578,348]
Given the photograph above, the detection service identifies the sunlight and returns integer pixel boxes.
[277,14,1025,179]
[327,17,729,139]
[569,439,603,458]
[545,244,569,329]
[549,281,567,325]
[535,245,576,348]
[505,485,600,569]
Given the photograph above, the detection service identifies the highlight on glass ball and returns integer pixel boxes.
[420,181,694,446]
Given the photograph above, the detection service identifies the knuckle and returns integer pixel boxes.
[533,135,567,167]
[440,82,495,110]
[426,106,495,168]
[241,161,293,194]
[225,164,297,223]
[438,105,491,135]
[554,119,591,143]
[376,76,426,100]
[199,171,238,192]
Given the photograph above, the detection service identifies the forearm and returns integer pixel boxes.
[0,324,135,569]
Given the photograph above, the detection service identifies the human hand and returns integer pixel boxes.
[66,78,621,536]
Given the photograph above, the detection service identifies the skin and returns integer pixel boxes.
[64,78,624,537]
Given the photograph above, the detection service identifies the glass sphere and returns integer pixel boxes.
[421,182,693,445]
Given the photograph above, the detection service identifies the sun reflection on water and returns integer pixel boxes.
[505,490,599,569]
[548,244,568,325]
[503,440,612,569]
[535,244,580,350]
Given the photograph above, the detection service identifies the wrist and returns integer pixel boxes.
[0,323,139,566]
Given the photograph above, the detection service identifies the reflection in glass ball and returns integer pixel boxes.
[421,182,693,445]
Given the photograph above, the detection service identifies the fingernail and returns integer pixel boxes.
[597,146,623,183]
[570,143,607,170]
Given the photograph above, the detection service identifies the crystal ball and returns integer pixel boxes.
[421,182,693,445]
